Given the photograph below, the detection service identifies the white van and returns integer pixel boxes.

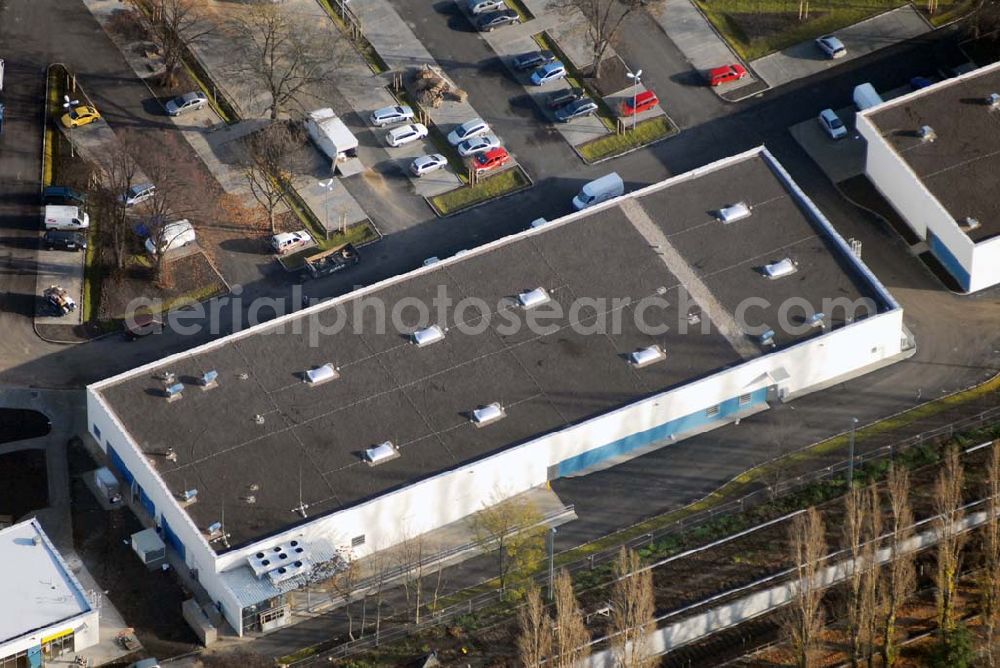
[44,205,90,230]
[853,83,884,111]
[572,172,624,211]
[145,220,195,255]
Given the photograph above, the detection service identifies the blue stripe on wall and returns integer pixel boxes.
[555,388,768,478]
[139,486,156,518]
[162,516,186,560]
[107,443,134,486]
[928,232,971,292]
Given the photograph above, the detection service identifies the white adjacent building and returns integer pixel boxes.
[86,146,911,635]
[856,60,1000,293]
[0,520,99,668]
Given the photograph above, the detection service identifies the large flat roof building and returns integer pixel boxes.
[0,519,99,668]
[857,60,1000,292]
[87,146,909,635]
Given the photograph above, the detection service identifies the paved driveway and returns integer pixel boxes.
[752,5,932,89]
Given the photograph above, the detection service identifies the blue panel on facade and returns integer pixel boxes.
[928,232,971,291]
[555,388,768,477]
[139,486,155,518]
[27,646,42,668]
[107,443,134,485]
[162,516,186,560]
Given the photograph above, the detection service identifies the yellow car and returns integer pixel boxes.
[60,105,101,129]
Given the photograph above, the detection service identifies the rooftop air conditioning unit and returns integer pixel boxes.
[179,489,198,502]
[471,402,506,427]
[412,325,445,347]
[757,329,776,347]
[717,202,751,224]
[961,216,981,231]
[199,370,219,389]
[364,441,400,466]
[163,382,184,402]
[918,125,936,142]
[518,287,551,309]
[304,363,340,386]
[762,258,798,279]
[807,312,826,329]
[628,345,666,368]
[206,522,222,536]
[988,93,1000,109]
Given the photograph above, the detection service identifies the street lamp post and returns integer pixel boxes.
[547,526,557,601]
[318,178,335,240]
[626,67,643,133]
[847,417,859,487]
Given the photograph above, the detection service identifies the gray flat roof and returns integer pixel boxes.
[95,149,889,553]
[866,63,1000,243]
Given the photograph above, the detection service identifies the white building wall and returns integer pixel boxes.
[0,609,100,659]
[970,235,1000,293]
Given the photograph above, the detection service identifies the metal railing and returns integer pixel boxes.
[288,404,1000,664]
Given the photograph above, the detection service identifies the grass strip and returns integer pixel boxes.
[43,66,64,186]
[429,166,530,215]
[578,116,674,163]
[317,0,390,74]
[80,233,105,324]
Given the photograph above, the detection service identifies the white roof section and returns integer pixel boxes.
[307,107,358,152]
[0,519,92,643]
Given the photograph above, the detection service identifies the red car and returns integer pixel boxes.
[621,90,659,116]
[473,147,510,174]
[708,64,747,87]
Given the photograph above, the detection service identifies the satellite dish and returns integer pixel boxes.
[63,94,80,109]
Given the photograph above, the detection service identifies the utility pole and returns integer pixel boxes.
[626,66,643,133]
[847,416,859,486]
[547,526,556,600]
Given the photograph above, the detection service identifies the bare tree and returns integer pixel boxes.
[94,132,143,271]
[879,464,915,667]
[842,485,867,667]
[860,484,882,668]
[553,570,590,667]
[934,446,965,633]
[555,0,645,79]
[241,122,298,234]
[129,0,212,87]
[782,507,827,668]
[226,3,341,120]
[609,548,656,668]
[470,495,546,598]
[392,531,428,624]
[981,441,1000,666]
[518,583,553,667]
[328,556,360,640]
[798,0,810,21]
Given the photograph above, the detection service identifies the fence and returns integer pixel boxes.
[288,404,1000,664]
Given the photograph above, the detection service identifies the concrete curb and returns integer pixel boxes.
[424,164,534,217]
[579,119,681,165]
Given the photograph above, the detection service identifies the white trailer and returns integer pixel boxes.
[305,108,363,176]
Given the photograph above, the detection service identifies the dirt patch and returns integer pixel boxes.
[727,10,830,43]
[587,55,632,98]
[69,440,200,660]
[98,251,226,320]
[0,449,49,520]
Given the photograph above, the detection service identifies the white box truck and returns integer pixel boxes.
[572,172,624,210]
[853,83,884,111]
[306,108,362,176]
[44,205,89,230]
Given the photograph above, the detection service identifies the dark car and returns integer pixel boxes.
[546,88,584,110]
[43,230,87,252]
[555,98,598,122]
[123,313,163,340]
[512,50,555,72]
[42,185,87,206]
[475,9,519,31]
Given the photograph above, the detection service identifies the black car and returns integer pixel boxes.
[42,185,87,206]
[546,88,584,110]
[511,50,555,72]
[555,98,598,122]
[43,230,87,252]
[475,9,519,31]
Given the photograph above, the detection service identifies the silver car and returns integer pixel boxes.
[457,133,501,157]
[370,105,415,127]
[165,91,208,116]
[122,183,156,207]
[410,154,448,176]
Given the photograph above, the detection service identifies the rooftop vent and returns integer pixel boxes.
[762,258,798,280]
[179,489,198,502]
[757,329,776,348]
[254,414,265,425]
[960,216,981,231]
[918,125,936,142]
[239,372,250,381]
[32,536,41,547]
[165,447,178,462]
[199,370,219,389]
[243,495,256,505]
[807,312,826,329]
[304,363,340,386]
[628,345,666,368]
[687,311,701,326]
[717,202,751,224]
[518,287,551,309]
[988,93,1000,109]
[163,382,184,402]
[471,402,506,427]
[412,325,445,347]
[364,441,400,466]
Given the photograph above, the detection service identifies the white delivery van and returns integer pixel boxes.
[572,172,624,210]
[853,83,884,111]
[44,205,90,230]
[145,220,195,255]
